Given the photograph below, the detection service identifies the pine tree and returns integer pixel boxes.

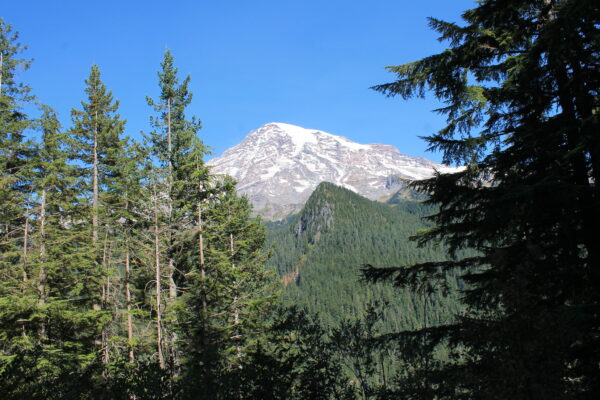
[365,0,600,398]
[146,49,209,369]
[178,177,278,398]
[0,19,34,300]
[2,104,102,398]
[0,19,40,396]
[215,181,275,370]
[26,107,100,397]
[111,142,148,365]
[69,64,126,374]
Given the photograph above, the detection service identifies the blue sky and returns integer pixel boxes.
[2,0,474,162]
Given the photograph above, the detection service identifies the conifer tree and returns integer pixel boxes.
[2,105,103,398]
[92,137,149,369]
[26,107,101,397]
[110,141,148,365]
[0,19,34,301]
[366,0,600,398]
[146,49,209,368]
[216,181,275,369]
[178,177,277,397]
[69,64,126,372]
[33,107,68,336]
[0,20,40,396]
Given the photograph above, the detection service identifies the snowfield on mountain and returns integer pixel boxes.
[208,122,460,219]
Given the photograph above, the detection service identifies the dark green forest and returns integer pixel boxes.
[267,182,466,332]
[2,0,599,398]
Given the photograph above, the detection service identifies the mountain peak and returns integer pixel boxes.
[208,123,460,220]
[256,122,320,153]
[263,121,305,130]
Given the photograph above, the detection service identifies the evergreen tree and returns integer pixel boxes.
[100,139,148,368]
[0,19,41,397]
[145,49,208,368]
[212,179,275,369]
[330,303,387,400]
[24,107,101,398]
[0,19,34,303]
[233,307,356,400]
[177,177,278,398]
[114,142,149,365]
[365,0,600,398]
[2,107,102,398]
[69,64,126,374]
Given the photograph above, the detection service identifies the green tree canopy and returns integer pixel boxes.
[365,0,600,398]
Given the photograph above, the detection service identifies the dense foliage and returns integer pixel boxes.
[366,0,600,398]
[0,22,277,398]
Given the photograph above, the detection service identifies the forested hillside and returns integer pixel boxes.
[2,0,598,397]
[267,182,465,331]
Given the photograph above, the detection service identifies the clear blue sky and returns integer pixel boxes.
[2,0,474,162]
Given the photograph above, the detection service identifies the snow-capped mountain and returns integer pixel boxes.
[208,122,459,220]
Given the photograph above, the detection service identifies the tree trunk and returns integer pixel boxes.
[165,97,179,370]
[125,243,134,363]
[230,232,242,366]
[92,111,101,314]
[154,183,165,370]
[166,98,177,299]
[22,211,29,285]
[93,111,99,244]
[37,189,47,339]
[21,211,29,339]
[102,232,111,367]
[198,202,208,346]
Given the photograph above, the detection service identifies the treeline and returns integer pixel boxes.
[0,19,281,398]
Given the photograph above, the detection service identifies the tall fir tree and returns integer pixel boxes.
[365,0,600,398]
[23,107,101,398]
[146,49,209,369]
[0,19,34,301]
[0,19,41,397]
[69,64,126,374]
[178,177,278,398]
[109,141,148,366]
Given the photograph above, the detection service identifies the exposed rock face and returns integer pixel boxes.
[208,122,458,220]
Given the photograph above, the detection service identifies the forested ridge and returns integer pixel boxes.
[267,182,465,332]
[2,0,600,398]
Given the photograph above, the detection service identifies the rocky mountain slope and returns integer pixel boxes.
[208,122,458,220]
